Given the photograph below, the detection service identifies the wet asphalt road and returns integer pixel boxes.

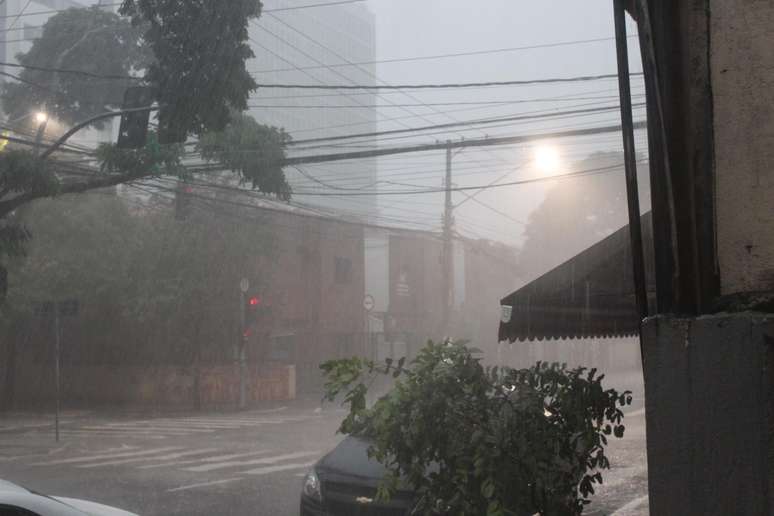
[0,403,648,516]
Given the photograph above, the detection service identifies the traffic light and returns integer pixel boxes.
[117,86,155,149]
[246,294,262,314]
[244,293,271,326]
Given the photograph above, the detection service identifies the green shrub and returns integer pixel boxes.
[321,340,632,516]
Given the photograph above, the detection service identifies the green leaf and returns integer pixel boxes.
[319,340,628,515]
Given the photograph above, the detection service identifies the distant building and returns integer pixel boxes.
[247,0,378,221]
[0,0,85,71]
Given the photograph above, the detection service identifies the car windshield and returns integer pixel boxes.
[0,1,659,515]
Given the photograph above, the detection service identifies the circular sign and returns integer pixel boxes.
[240,278,250,293]
[363,294,375,312]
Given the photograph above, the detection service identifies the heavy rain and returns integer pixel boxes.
[1,1,772,515]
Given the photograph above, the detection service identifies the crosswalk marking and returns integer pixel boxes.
[31,446,183,466]
[167,477,244,493]
[183,451,321,472]
[105,422,244,429]
[169,418,288,425]
[78,426,197,435]
[51,431,168,439]
[137,450,272,470]
[75,448,221,468]
[0,444,94,463]
[95,424,217,432]
[244,461,316,476]
[16,413,316,441]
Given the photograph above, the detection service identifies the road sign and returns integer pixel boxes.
[240,277,250,293]
[500,305,513,324]
[363,294,375,312]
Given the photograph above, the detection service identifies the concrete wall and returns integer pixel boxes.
[712,0,774,295]
[642,313,773,515]
[9,363,296,407]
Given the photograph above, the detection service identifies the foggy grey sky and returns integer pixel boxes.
[352,0,646,246]
[86,0,646,247]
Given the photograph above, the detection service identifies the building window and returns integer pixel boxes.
[334,256,352,284]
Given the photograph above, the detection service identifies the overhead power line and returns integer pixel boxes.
[284,121,648,166]
[287,103,646,146]
[0,2,120,18]
[0,60,139,81]
[249,99,645,108]
[0,57,644,94]
[0,0,362,20]
[286,86,644,135]
[249,34,639,74]
[7,0,32,30]
[136,160,644,201]
[266,0,366,12]
[288,161,647,197]
[255,73,644,90]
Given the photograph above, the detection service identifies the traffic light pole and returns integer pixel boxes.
[238,290,247,410]
[54,303,60,442]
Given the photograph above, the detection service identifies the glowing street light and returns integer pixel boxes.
[34,111,49,124]
[534,144,561,175]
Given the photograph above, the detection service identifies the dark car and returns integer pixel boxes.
[300,436,416,516]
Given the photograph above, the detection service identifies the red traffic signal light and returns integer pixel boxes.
[248,296,261,307]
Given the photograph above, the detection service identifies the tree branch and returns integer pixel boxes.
[0,170,154,218]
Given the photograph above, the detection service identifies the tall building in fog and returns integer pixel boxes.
[247,0,378,221]
[0,0,379,219]
[0,0,84,70]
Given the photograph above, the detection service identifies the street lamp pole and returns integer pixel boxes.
[33,112,48,156]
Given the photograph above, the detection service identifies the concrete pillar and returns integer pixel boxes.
[642,313,773,515]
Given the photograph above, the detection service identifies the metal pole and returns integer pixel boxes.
[614,0,649,324]
[34,118,49,157]
[441,142,454,336]
[366,312,371,361]
[239,290,246,410]
[54,303,60,442]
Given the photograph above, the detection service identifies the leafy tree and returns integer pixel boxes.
[517,152,650,281]
[119,0,263,141]
[1,7,149,128]
[0,0,273,224]
[198,114,292,200]
[322,341,632,516]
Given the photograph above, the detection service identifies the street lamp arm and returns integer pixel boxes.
[40,106,160,160]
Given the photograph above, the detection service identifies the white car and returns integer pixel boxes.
[0,479,137,516]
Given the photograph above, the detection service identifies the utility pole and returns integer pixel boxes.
[54,303,60,443]
[238,278,249,410]
[441,141,454,337]
[34,112,49,156]
[613,0,648,327]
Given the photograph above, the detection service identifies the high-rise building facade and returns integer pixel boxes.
[247,0,378,221]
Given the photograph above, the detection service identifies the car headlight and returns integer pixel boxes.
[302,468,322,502]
